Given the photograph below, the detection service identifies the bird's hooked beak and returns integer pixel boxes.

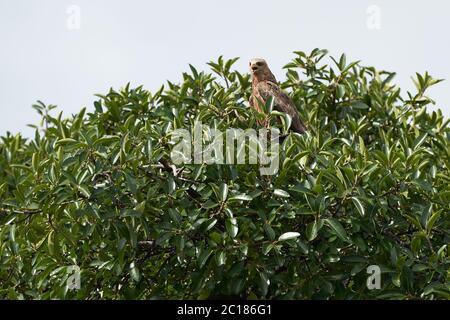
[250,63,259,72]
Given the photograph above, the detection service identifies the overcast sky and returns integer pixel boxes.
[1,0,449,137]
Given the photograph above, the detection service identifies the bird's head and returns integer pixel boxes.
[249,58,268,74]
[249,58,276,82]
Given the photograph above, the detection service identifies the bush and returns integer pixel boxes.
[0,49,449,299]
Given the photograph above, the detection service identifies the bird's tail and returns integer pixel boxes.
[291,116,308,134]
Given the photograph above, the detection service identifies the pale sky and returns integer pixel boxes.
[1,0,449,137]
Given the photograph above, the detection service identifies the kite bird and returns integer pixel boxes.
[249,58,307,134]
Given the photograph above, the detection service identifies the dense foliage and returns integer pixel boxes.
[0,49,449,299]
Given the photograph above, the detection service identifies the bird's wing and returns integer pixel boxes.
[256,81,295,114]
[256,81,307,133]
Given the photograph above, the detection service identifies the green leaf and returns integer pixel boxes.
[273,189,290,198]
[124,172,138,195]
[412,264,428,272]
[226,217,239,238]
[32,152,39,171]
[55,138,78,147]
[324,218,351,243]
[47,230,55,256]
[219,183,228,202]
[215,251,226,267]
[339,53,346,70]
[202,218,217,232]
[168,208,182,225]
[263,243,274,255]
[413,133,428,150]
[264,95,275,114]
[426,210,441,234]
[264,224,276,240]
[411,232,425,254]
[130,262,141,282]
[351,101,369,110]
[229,194,253,201]
[77,185,91,198]
[351,197,365,216]
[336,84,346,99]
[93,135,120,147]
[306,219,322,241]
[278,232,300,241]
[258,272,270,296]
[197,248,213,268]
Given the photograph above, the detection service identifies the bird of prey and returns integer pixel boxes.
[249,58,307,134]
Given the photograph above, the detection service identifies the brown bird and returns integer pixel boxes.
[249,58,307,134]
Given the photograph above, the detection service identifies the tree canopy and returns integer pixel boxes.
[0,49,449,299]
